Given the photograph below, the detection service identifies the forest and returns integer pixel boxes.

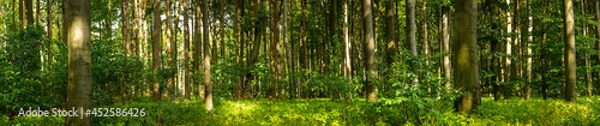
[1,0,600,125]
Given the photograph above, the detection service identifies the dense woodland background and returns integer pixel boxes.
[1,0,600,125]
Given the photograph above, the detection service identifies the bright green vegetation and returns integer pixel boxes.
[3,97,600,125]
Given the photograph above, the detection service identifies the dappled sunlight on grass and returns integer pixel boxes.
[2,97,600,125]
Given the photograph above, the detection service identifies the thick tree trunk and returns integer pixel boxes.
[64,0,92,125]
[563,0,577,103]
[453,0,480,113]
[203,0,213,111]
[152,0,162,102]
[363,0,378,103]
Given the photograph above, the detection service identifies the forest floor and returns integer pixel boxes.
[3,96,600,125]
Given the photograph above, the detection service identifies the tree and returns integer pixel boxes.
[152,0,162,102]
[595,0,600,96]
[407,0,417,69]
[563,0,576,103]
[363,0,377,103]
[270,0,281,97]
[47,0,52,62]
[122,0,131,56]
[64,0,91,125]
[25,0,32,25]
[203,0,213,111]
[439,4,451,90]
[453,0,480,113]
[183,0,191,100]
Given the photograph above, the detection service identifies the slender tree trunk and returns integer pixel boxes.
[270,0,281,98]
[595,0,600,95]
[183,0,191,100]
[25,0,32,26]
[36,0,40,24]
[422,0,429,65]
[363,0,378,103]
[234,0,242,99]
[344,0,353,79]
[47,0,53,62]
[152,0,162,102]
[203,0,213,111]
[524,0,533,100]
[564,0,577,103]
[64,0,91,124]
[122,0,131,56]
[220,1,225,59]
[19,0,23,28]
[407,0,418,71]
[173,0,180,100]
[166,0,174,99]
[453,0,480,113]
[439,5,451,90]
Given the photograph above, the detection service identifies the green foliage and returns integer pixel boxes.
[91,39,144,106]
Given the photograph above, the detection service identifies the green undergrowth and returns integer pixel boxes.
[2,97,600,125]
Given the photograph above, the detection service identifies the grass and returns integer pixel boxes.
[2,97,600,125]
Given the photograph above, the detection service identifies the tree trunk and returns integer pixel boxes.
[453,0,480,113]
[234,0,242,99]
[595,0,600,96]
[440,5,451,90]
[25,0,32,26]
[407,0,418,72]
[166,0,174,99]
[422,0,428,65]
[152,0,162,102]
[47,0,53,62]
[183,0,191,100]
[122,0,131,56]
[203,0,213,111]
[363,0,378,103]
[344,0,353,80]
[36,0,40,24]
[270,0,281,98]
[563,0,577,103]
[64,0,91,124]
[524,0,533,100]
[19,0,23,28]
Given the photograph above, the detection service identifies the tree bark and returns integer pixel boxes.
[19,0,23,28]
[25,0,32,26]
[47,0,53,62]
[166,0,174,99]
[363,0,378,103]
[183,0,191,100]
[122,0,131,56]
[344,0,353,79]
[152,0,162,102]
[453,0,480,113]
[270,0,281,98]
[407,0,418,69]
[203,0,213,111]
[595,0,600,96]
[440,5,451,90]
[563,0,577,103]
[64,0,92,124]
[36,0,40,24]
